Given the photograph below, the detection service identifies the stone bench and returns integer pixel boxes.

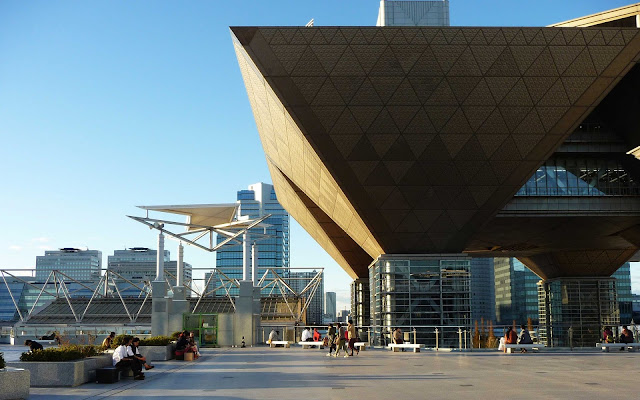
[596,343,640,352]
[504,344,545,353]
[388,343,423,353]
[266,340,291,348]
[298,341,324,349]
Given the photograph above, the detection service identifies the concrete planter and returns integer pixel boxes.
[8,354,112,387]
[0,368,30,400]
[138,343,175,361]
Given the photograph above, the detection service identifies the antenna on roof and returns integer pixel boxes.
[305,18,314,27]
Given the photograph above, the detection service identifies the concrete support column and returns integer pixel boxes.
[252,241,258,286]
[234,281,261,346]
[242,232,250,281]
[177,242,184,287]
[152,231,169,336]
[156,232,165,282]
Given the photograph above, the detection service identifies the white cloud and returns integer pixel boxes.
[8,245,22,251]
[31,237,50,243]
[37,245,53,251]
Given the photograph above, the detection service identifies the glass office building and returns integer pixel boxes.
[369,255,470,346]
[470,258,495,324]
[376,0,449,27]
[107,247,192,289]
[494,258,540,326]
[215,183,289,295]
[36,248,101,281]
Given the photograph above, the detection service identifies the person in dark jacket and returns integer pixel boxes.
[24,339,43,352]
[518,324,533,353]
[175,331,189,351]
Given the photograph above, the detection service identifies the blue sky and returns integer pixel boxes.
[1,0,638,311]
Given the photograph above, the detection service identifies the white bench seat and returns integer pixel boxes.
[354,342,367,351]
[596,343,640,352]
[266,340,291,348]
[298,341,324,349]
[504,344,545,354]
[388,343,423,353]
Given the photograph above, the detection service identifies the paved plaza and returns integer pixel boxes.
[15,346,638,399]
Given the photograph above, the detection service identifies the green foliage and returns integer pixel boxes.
[19,345,103,362]
[0,351,5,369]
[139,336,173,346]
[110,334,129,349]
[171,331,182,339]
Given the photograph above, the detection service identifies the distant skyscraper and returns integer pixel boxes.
[612,262,632,324]
[325,291,336,322]
[376,0,450,26]
[289,270,324,325]
[36,248,101,281]
[470,258,495,323]
[215,182,289,295]
[107,247,192,287]
[494,258,539,325]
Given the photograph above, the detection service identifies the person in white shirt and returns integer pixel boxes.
[301,327,313,342]
[112,336,144,380]
[131,337,154,370]
[268,329,279,344]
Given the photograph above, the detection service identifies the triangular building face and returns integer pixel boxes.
[232,26,640,279]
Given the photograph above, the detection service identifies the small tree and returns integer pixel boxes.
[487,321,497,348]
[480,318,487,348]
[473,320,480,348]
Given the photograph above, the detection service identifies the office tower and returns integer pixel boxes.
[324,291,336,322]
[494,258,539,325]
[215,182,289,295]
[36,248,101,281]
[612,262,632,324]
[470,258,495,323]
[376,0,449,26]
[288,270,324,325]
[107,247,192,287]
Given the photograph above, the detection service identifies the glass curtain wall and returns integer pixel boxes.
[369,256,471,347]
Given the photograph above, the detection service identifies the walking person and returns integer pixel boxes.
[326,323,336,357]
[347,319,358,356]
[334,322,348,358]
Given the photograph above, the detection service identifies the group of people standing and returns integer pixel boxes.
[325,320,359,358]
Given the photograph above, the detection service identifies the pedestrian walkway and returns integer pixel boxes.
[27,346,638,399]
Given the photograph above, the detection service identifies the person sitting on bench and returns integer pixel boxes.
[102,332,116,349]
[131,337,154,370]
[392,327,405,351]
[504,326,517,353]
[268,329,279,345]
[517,325,533,353]
[620,326,634,350]
[24,339,43,352]
[313,328,321,342]
[112,336,144,380]
[301,327,313,342]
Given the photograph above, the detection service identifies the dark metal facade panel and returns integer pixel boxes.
[232,26,640,279]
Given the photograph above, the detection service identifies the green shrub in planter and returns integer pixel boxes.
[139,336,173,346]
[110,334,129,349]
[19,345,102,362]
[0,351,5,369]
[171,331,182,340]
